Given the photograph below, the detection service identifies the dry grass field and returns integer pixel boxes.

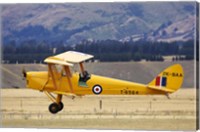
[1,88,196,130]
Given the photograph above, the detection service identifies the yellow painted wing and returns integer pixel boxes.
[44,51,94,64]
[44,57,73,66]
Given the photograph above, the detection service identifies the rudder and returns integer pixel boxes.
[148,64,184,93]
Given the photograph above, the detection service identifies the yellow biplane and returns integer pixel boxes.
[24,51,184,114]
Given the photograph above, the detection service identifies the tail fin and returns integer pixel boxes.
[148,64,184,93]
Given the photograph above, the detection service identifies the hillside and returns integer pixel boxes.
[2,2,196,44]
[0,61,195,88]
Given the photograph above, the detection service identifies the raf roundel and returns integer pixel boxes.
[92,85,103,95]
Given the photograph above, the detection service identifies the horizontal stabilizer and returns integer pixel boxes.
[147,85,175,93]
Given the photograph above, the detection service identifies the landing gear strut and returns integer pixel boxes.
[44,92,64,114]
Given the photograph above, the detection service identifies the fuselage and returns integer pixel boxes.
[26,71,165,96]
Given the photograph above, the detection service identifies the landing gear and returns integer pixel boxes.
[58,102,64,111]
[44,92,64,114]
[49,102,64,114]
[49,103,59,114]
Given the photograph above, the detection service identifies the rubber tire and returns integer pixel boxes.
[49,103,59,114]
[58,102,64,111]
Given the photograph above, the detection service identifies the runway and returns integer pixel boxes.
[1,88,196,130]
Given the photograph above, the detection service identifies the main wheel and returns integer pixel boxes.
[49,103,59,114]
[58,102,64,111]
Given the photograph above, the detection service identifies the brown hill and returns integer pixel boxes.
[2,3,195,44]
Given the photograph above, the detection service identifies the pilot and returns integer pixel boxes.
[80,71,90,82]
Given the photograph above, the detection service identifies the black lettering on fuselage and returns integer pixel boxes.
[121,89,139,95]
[162,72,183,77]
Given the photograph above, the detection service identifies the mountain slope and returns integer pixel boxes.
[2,2,196,44]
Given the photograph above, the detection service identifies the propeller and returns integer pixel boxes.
[22,67,27,79]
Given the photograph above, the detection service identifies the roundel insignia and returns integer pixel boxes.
[92,85,102,95]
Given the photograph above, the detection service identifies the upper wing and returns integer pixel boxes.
[44,51,94,65]
[44,57,74,66]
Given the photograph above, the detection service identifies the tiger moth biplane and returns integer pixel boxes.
[23,51,184,114]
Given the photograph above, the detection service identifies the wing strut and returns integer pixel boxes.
[44,91,63,104]
[79,62,85,74]
[44,91,56,102]
[48,64,58,90]
[63,66,74,93]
